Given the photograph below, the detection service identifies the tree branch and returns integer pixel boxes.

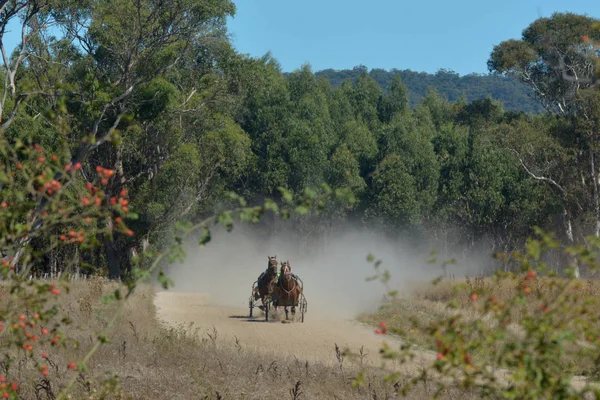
[510,148,566,195]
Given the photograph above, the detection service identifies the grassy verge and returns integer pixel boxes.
[359,276,600,379]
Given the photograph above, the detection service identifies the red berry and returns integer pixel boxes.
[527,270,535,279]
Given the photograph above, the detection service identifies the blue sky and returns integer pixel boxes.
[227,0,600,76]
[1,1,598,77]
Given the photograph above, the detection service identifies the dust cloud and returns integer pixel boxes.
[163,222,489,319]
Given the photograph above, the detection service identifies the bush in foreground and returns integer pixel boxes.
[360,229,600,399]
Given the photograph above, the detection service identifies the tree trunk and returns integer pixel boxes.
[591,146,600,237]
[75,247,80,278]
[104,217,121,280]
[563,207,580,279]
[105,237,121,280]
[52,251,57,279]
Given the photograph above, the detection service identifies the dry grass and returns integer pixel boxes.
[359,276,600,381]
[0,278,486,400]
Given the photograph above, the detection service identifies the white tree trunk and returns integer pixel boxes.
[564,208,580,279]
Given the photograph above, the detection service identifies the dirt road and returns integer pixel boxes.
[154,291,435,371]
[153,291,600,394]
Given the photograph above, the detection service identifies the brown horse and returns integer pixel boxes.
[275,260,302,320]
[255,255,279,309]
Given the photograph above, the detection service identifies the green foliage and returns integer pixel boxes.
[6,3,599,276]
[365,153,428,228]
[312,66,545,114]
[488,12,599,117]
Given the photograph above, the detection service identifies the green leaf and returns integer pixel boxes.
[199,228,211,247]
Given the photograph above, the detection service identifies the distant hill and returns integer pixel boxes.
[309,66,544,114]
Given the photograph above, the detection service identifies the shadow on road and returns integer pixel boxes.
[228,315,281,323]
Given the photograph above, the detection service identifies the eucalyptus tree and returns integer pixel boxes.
[21,0,240,278]
[488,13,600,276]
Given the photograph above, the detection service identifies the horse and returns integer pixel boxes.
[275,260,302,320]
[255,255,279,310]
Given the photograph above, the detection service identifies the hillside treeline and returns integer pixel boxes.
[0,2,597,279]
[312,66,545,114]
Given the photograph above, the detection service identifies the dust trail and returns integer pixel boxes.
[164,222,486,319]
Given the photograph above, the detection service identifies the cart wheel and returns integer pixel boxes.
[265,300,270,322]
[249,297,254,318]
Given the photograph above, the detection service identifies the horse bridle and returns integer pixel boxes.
[279,277,297,295]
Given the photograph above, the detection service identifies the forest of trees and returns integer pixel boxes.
[312,67,545,114]
[0,2,597,280]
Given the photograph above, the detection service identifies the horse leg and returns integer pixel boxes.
[284,306,289,320]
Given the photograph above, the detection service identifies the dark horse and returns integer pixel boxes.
[275,260,302,320]
[255,255,278,310]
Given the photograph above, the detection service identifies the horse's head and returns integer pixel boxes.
[281,260,291,276]
[267,255,278,274]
